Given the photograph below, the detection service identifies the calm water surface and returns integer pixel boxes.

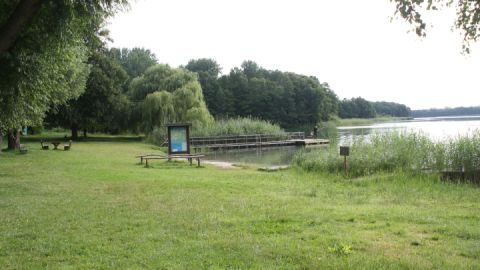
[206,116,480,166]
[338,115,480,144]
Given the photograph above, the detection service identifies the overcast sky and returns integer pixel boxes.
[107,0,480,110]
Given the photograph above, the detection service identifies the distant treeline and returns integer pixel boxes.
[186,60,338,128]
[45,51,413,137]
[412,106,480,118]
[338,98,411,119]
[186,59,411,128]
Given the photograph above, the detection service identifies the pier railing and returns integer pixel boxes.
[190,132,305,147]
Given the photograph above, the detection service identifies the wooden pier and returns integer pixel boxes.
[190,133,329,151]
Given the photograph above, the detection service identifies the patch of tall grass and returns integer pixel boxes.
[329,116,412,127]
[192,117,283,137]
[147,117,284,145]
[293,130,480,178]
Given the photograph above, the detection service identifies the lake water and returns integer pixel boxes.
[204,145,311,167]
[338,115,480,144]
[205,116,480,166]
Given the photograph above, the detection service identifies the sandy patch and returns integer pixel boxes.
[203,160,240,169]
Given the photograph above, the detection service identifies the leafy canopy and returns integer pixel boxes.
[392,0,480,52]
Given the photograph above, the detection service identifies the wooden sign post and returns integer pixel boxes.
[166,123,192,155]
[339,146,350,175]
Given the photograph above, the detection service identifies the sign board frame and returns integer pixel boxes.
[167,123,192,155]
[340,146,350,156]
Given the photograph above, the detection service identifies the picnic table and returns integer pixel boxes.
[136,154,205,167]
[51,141,61,150]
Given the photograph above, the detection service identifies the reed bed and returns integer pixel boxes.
[147,117,284,145]
[293,130,480,178]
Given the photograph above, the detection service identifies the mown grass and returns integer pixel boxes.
[1,139,479,269]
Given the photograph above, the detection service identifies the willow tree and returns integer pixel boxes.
[129,64,213,133]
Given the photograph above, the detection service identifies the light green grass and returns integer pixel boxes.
[0,139,479,269]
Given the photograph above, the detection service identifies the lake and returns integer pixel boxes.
[338,115,480,144]
[205,116,480,166]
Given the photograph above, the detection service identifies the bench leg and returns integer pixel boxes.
[197,158,200,167]
[145,159,149,168]
[188,158,192,165]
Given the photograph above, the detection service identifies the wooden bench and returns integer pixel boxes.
[136,154,167,164]
[140,154,205,168]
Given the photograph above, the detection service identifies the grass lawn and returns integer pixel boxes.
[0,139,479,269]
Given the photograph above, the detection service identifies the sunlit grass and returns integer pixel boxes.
[0,139,479,269]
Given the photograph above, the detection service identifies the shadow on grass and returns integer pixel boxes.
[21,135,144,143]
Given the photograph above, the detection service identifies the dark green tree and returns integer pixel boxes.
[0,0,128,149]
[184,58,230,117]
[218,61,338,128]
[339,97,377,118]
[47,49,129,139]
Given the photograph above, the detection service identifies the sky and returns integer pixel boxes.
[107,0,480,110]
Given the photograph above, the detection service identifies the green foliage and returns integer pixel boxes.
[339,97,376,119]
[110,47,157,91]
[413,106,480,117]
[373,101,411,117]
[128,64,198,101]
[130,64,213,133]
[185,58,227,117]
[47,49,129,137]
[218,61,338,128]
[0,0,128,133]
[294,130,480,177]
[392,0,480,52]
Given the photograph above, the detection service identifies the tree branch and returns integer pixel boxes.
[0,0,45,53]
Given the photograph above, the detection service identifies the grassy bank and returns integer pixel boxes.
[1,139,479,269]
[329,116,412,127]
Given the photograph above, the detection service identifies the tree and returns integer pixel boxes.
[0,0,127,149]
[373,101,411,117]
[392,0,480,52]
[217,61,339,128]
[110,47,157,91]
[128,64,213,132]
[185,58,228,117]
[47,49,129,139]
[339,98,377,119]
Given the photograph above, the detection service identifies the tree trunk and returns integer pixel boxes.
[0,0,45,53]
[83,129,87,138]
[0,132,3,154]
[71,124,78,140]
[7,129,20,150]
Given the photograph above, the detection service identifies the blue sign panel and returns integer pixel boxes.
[170,126,187,153]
